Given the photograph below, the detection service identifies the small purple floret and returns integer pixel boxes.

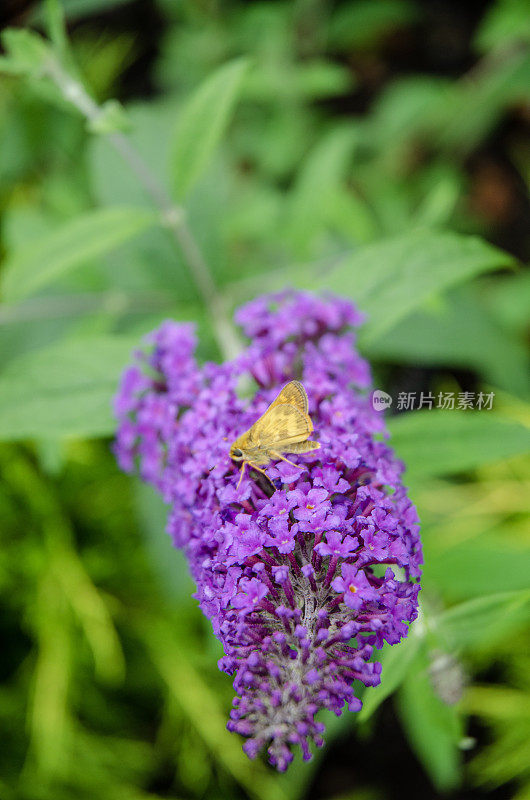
[114,291,422,771]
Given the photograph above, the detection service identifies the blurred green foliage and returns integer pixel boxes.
[0,0,529,798]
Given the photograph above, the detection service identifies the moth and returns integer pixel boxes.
[229,380,320,488]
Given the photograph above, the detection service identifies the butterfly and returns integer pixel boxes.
[229,380,320,488]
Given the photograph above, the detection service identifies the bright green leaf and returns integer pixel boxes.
[388,411,530,479]
[321,229,515,343]
[0,28,52,76]
[0,55,27,74]
[45,0,68,60]
[171,58,248,200]
[0,335,137,441]
[1,206,158,303]
[89,99,130,134]
[474,0,530,52]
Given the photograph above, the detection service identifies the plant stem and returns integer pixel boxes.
[44,57,241,360]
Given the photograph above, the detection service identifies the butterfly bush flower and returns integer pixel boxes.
[114,291,422,771]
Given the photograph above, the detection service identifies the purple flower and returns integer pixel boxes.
[315,531,358,559]
[332,563,379,610]
[359,526,391,562]
[114,290,422,771]
[290,487,330,522]
[258,491,296,518]
[232,578,269,612]
[263,516,297,554]
[312,465,351,494]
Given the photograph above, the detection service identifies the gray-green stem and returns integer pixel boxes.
[44,57,241,361]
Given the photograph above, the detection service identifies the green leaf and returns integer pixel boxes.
[0,335,137,441]
[286,127,364,256]
[435,50,530,155]
[31,0,132,21]
[422,533,530,600]
[325,185,379,245]
[321,229,515,343]
[364,288,530,397]
[358,628,423,722]
[144,619,287,800]
[0,28,52,76]
[171,58,248,200]
[364,76,448,153]
[437,590,530,649]
[135,481,194,603]
[1,207,158,303]
[244,59,352,103]
[397,656,462,792]
[45,0,68,60]
[474,0,530,53]
[329,0,419,50]
[487,271,530,335]
[414,169,461,228]
[0,55,28,75]
[388,411,530,479]
[89,99,130,134]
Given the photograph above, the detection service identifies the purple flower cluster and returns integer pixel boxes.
[114,291,422,771]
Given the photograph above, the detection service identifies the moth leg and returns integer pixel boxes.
[247,462,270,478]
[248,462,276,491]
[236,461,270,489]
[270,451,303,469]
[236,461,247,489]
